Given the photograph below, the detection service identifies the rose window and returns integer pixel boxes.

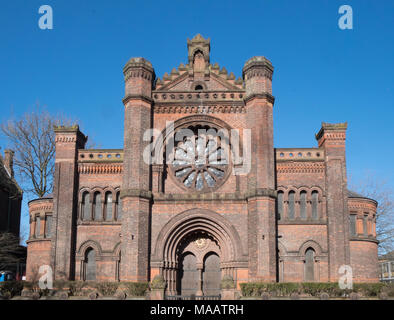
[169,126,230,192]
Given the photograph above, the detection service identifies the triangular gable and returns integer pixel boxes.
[155,64,244,92]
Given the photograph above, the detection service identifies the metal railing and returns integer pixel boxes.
[166,294,221,300]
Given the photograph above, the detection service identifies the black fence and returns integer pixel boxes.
[166,294,221,300]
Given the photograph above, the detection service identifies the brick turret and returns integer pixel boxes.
[120,57,155,281]
[243,56,276,281]
[51,125,87,280]
[316,122,350,281]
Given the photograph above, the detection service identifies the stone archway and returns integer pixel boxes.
[152,208,245,295]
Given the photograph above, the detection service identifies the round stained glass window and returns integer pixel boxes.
[169,126,230,192]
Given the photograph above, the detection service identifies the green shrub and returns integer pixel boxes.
[121,282,149,297]
[150,275,166,290]
[383,283,394,297]
[94,282,119,296]
[353,283,386,297]
[240,282,389,298]
[22,281,38,291]
[301,282,345,297]
[0,281,24,298]
[240,282,300,297]
[53,279,67,291]
[274,283,300,296]
[221,275,236,290]
[67,281,88,296]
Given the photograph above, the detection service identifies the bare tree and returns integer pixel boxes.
[0,232,26,271]
[349,171,394,255]
[1,105,75,198]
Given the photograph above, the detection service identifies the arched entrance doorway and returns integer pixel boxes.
[152,208,245,296]
[176,232,221,296]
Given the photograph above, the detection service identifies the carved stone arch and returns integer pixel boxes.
[79,188,92,207]
[103,188,115,204]
[285,187,297,202]
[191,47,208,62]
[203,249,221,261]
[310,186,324,203]
[77,240,103,260]
[296,186,309,195]
[276,186,286,199]
[310,186,324,197]
[152,208,245,264]
[78,188,91,203]
[103,186,116,194]
[79,187,91,196]
[113,242,121,260]
[91,187,104,201]
[298,240,323,256]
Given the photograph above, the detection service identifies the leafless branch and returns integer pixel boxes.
[1,104,75,198]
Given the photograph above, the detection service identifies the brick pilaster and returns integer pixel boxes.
[120,57,155,281]
[51,125,87,280]
[316,122,350,281]
[243,57,277,281]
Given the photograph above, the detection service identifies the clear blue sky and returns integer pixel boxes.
[0,1,393,240]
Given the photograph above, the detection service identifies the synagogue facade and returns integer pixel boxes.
[26,35,379,295]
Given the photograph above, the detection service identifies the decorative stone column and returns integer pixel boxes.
[196,263,204,296]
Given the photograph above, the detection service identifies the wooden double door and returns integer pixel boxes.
[178,252,221,296]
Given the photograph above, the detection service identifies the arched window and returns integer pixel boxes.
[311,191,319,219]
[84,248,96,281]
[115,192,122,220]
[35,216,41,237]
[93,192,102,221]
[300,191,307,219]
[193,50,205,72]
[363,213,368,236]
[277,191,284,220]
[104,192,113,221]
[45,215,52,238]
[305,248,315,281]
[288,191,295,219]
[195,84,203,91]
[349,214,357,236]
[81,192,91,221]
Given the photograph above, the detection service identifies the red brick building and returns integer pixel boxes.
[26,34,378,293]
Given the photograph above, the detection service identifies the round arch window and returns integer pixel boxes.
[168,125,231,192]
